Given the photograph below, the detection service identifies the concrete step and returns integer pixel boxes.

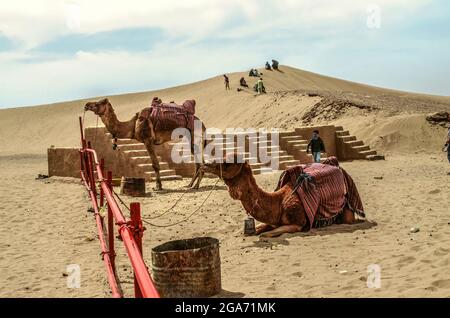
[352,145,370,152]
[286,140,308,146]
[123,150,149,157]
[137,161,171,171]
[335,126,344,131]
[271,155,295,162]
[278,131,297,137]
[359,150,377,157]
[249,140,277,146]
[138,164,176,176]
[337,135,356,142]
[130,156,162,164]
[344,140,364,147]
[117,143,147,151]
[336,130,350,137]
[281,135,303,141]
[291,144,308,151]
[115,138,138,145]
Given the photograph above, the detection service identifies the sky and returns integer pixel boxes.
[0,0,449,108]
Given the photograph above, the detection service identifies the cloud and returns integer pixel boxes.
[0,46,264,107]
[0,0,430,49]
[1,0,447,108]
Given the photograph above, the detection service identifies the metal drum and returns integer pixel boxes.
[120,177,145,197]
[244,217,256,235]
[151,237,221,298]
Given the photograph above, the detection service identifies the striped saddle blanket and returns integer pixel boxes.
[275,156,364,230]
[139,100,196,131]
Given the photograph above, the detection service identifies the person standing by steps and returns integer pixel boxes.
[224,74,230,90]
[307,130,326,163]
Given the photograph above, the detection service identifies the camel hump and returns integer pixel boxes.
[182,100,196,115]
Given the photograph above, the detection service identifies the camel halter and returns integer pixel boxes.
[218,161,245,181]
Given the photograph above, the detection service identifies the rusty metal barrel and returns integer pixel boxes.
[120,177,145,197]
[151,237,221,298]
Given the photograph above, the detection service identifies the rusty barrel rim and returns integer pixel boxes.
[152,237,219,254]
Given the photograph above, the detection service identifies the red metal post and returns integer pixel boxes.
[130,202,144,298]
[107,170,116,274]
[100,159,105,208]
[87,141,97,199]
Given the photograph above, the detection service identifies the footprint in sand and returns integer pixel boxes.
[431,279,450,289]
[433,247,450,257]
[291,271,303,278]
[397,256,416,267]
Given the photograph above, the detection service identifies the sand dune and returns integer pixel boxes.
[0,66,449,298]
[1,66,449,155]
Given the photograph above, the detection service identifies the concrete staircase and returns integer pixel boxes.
[84,125,383,181]
[109,134,183,181]
[334,126,384,160]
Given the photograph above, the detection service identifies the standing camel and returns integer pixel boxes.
[84,98,206,190]
[201,154,365,237]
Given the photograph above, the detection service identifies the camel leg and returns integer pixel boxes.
[187,133,204,189]
[144,140,162,191]
[255,223,275,235]
[187,164,200,188]
[341,208,355,224]
[192,163,205,189]
[260,224,302,238]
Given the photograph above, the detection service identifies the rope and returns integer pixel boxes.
[112,179,221,228]
[93,115,99,146]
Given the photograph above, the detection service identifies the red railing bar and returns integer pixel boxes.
[130,202,144,298]
[107,171,116,275]
[80,170,122,298]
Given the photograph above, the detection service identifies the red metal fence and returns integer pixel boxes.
[78,117,160,298]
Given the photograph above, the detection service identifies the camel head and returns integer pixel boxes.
[202,153,250,180]
[84,98,112,116]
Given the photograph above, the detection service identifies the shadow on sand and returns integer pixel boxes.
[212,289,246,298]
[251,220,377,248]
[147,184,227,195]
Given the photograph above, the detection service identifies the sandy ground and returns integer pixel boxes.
[1,65,449,298]
[1,152,449,298]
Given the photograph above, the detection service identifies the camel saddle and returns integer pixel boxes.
[275,156,365,230]
[138,100,196,133]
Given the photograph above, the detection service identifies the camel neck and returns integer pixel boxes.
[234,169,282,225]
[100,106,136,139]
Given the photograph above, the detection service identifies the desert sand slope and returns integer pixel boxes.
[1,66,450,298]
[0,65,449,155]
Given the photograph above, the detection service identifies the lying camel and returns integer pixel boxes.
[201,154,365,237]
[84,98,206,190]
